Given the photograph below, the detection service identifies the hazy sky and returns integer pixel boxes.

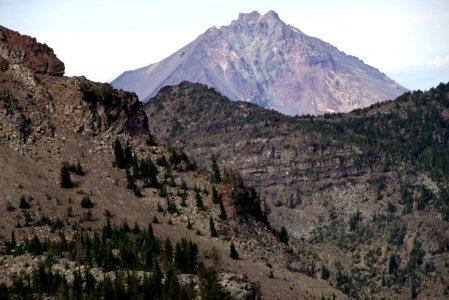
[1,0,448,90]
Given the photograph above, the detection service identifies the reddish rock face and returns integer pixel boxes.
[0,25,65,76]
[112,10,408,116]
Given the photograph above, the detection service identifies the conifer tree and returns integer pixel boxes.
[19,195,31,209]
[60,162,74,188]
[209,217,218,237]
[210,154,221,183]
[198,264,230,300]
[113,139,126,169]
[125,168,136,190]
[212,186,221,204]
[124,142,133,166]
[163,266,180,299]
[230,242,239,259]
[186,219,193,230]
[146,132,157,146]
[195,190,205,210]
[150,261,163,299]
[180,192,187,207]
[219,200,227,220]
[76,159,84,175]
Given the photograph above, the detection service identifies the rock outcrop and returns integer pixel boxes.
[113,10,408,115]
[0,26,148,158]
[0,26,65,77]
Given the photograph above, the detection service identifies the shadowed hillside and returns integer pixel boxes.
[145,81,449,298]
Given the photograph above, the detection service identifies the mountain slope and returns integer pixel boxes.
[0,26,346,299]
[145,81,449,298]
[113,10,407,115]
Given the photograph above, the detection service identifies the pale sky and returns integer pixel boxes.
[1,0,448,90]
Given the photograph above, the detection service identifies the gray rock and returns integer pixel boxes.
[112,10,407,116]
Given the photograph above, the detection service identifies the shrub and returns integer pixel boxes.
[156,155,168,167]
[134,187,142,197]
[60,162,73,188]
[274,226,289,244]
[230,242,239,259]
[19,195,31,209]
[81,196,94,209]
[321,265,330,280]
[6,201,16,211]
[348,210,362,231]
[146,133,157,146]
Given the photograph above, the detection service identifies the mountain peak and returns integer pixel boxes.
[236,10,281,25]
[263,10,281,21]
[237,11,261,22]
[112,11,408,115]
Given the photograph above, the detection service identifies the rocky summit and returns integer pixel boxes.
[112,10,407,115]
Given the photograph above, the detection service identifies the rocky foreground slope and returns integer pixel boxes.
[0,26,346,299]
[113,10,407,115]
[146,81,449,298]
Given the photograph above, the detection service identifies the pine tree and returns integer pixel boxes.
[180,192,187,207]
[210,154,221,183]
[195,191,205,211]
[163,267,180,299]
[209,217,218,237]
[19,195,31,209]
[150,261,163,299]
[180,179,188,191]
[125,168,136,190]
[230,242,239,259]
[321,265,330,280]
[211,186,221,204]
[113,139,126,169]
[81,196,94,209]
[219,200,227,220]
[275,226,289,244]
[76,159,84,175]
[198,265,230,300]
[146,132,157,146]
[166,197,178,214]
[124,142,133,166]
[60,162,73,188]
[134,186,142,197]
[186,219,193,230]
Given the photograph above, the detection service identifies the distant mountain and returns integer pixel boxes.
[112,10,408,115]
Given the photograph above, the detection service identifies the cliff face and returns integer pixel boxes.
[113,11,407,115]
[0,26,148,158]
[0,26,65,77]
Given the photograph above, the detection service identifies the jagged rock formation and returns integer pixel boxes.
[0,26,148,157]
[0,25,64,77]
[113,11,408,115]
